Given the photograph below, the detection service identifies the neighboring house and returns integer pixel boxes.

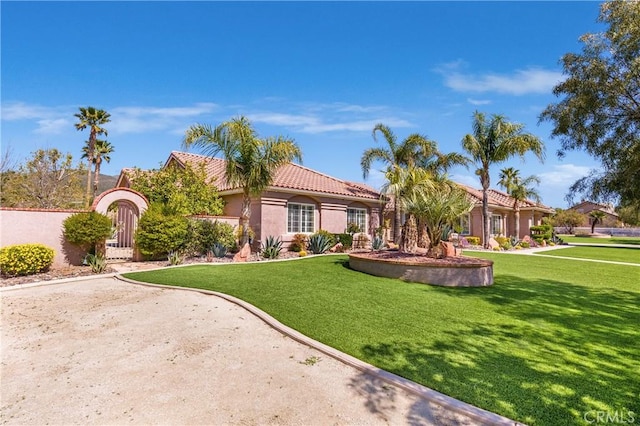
[568,200,621,228]
[452,185,554,240]
[116,151,385,248]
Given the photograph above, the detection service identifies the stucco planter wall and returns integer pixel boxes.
[348,252,494,287]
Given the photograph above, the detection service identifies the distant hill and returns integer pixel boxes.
[97,173,119,193]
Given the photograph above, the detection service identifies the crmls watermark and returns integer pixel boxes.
[584,410,636,424]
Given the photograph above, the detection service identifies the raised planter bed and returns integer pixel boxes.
[348,251,494,287]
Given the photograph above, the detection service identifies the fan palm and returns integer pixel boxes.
[183,116,302,246]
[82,139,114,196]
[498,167,541,238]
[361,123,464,242]
[462,111,545,247]
[75,107,110,207]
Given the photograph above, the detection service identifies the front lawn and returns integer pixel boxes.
[536,246,640,264]
[124,254,639,426]
[559,235,640,245]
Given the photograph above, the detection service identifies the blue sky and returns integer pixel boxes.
[2,1,604,208]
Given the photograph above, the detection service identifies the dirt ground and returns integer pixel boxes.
[0,277,480,426]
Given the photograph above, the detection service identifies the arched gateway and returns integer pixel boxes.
[92,188,149,261]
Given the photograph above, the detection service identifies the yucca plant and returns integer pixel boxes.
[167,250,184,266]
[85,253,108,273]
[261,236,282,259]
[211,242,228,258]
[307,234,332,254]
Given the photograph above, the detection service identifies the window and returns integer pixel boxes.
[458,214,470,235]
[491,215,503,235]
[288,203,314,233]
[347,208,367,233]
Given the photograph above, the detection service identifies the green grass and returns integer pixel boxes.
[538,246,640,264]
[559,235,640,245]
[124,255,640,425]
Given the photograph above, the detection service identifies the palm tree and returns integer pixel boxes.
[589,210,606,234]
[183,116,302,246]
[462,111,545,248]
[75,107,111,207]
[82,139,114,196]
[498,167,541,238]
[380,166,435,253]
[361,124,461,243]
[405,181,474,258]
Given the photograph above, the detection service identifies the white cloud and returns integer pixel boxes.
[34,118,69,134]
[1,102,58,120]
[439,64,563,95]
[109,103,218,134]
[363,169,387,191]
[467,98,491,106]
[538,164,591,186]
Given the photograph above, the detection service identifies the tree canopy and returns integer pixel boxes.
[129,162,225,216]
[1,148,85,209]
[539,0,640,208]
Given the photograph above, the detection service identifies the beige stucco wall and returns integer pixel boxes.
[0,208,87,267]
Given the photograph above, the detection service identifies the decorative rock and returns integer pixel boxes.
[522,235,532,244]
[233,243,251,262]
[329,242,344,253]
[440,241,459,257]
[488,237,500,250]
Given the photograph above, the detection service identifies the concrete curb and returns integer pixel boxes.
[0,272,119,292]
[116,274,524,426]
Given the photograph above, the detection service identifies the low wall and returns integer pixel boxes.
[349,253,494,287]
[0,208,87,267]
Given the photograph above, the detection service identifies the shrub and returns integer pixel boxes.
[212,221,236,250]
[346,222,362,235]
[63,211,112,253]
[530,224,553,243]
[520,241,531,248]
[308,234,333,254]
[186,219,237,256]
[334,233,353,250]
[85,253,107,273]
[289,233,308,252]
[135,203,189,259]
[299,250,307,257]
[492,246,502,251]
[261,236,282,259]
[466,236,481,246]
[0,243,54,276]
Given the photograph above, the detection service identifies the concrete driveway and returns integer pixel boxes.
[1,276,486,425]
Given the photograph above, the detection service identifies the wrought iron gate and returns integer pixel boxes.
[105,201,138,261]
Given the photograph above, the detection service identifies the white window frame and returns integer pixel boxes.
[287,203,315,234]
[491,214,503,235]
[458,213,471,235]
[347,208,367,233]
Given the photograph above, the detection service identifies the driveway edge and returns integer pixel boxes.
[116,274,524,426]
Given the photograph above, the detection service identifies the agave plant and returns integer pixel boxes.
[261,236,282,259]
[85,253,107,273]
[211,242,228,258]
[167,250,184,266]
[371,236,384,251]
[308,234,332,254]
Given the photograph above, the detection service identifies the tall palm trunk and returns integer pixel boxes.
[93,157,101,197]
[240,190,252,247]
[85,135,95,207]
[514,202,521,239]
[394,202,402,243]
[482,186,490,248]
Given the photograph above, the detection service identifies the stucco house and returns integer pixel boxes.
[116,151,385,248]
[568,200,621,228]
[116,151,554,249]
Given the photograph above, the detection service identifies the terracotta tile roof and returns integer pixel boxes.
[457,184,553,212]
[168,151,381,200]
